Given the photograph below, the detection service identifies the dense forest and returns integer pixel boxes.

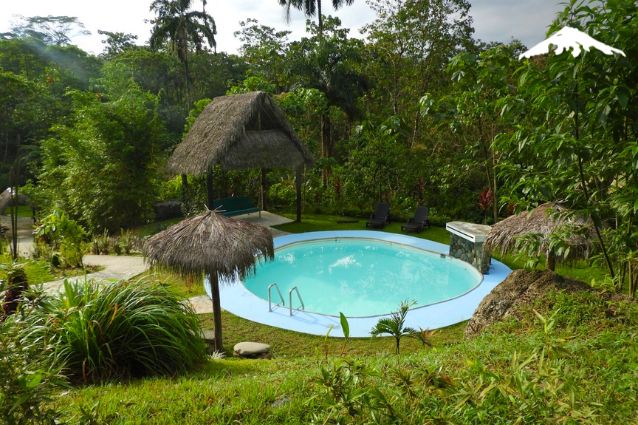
[1,0,637,288]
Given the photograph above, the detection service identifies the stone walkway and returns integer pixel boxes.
[0,215,35,257]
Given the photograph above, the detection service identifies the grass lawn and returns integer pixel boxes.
[0,254,100,285]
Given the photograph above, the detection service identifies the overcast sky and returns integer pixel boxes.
[0,0,563,55]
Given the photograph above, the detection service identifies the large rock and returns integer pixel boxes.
[233,341,272,359]
[465,270,590,336]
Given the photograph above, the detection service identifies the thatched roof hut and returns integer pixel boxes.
[144,210,274,350]
[169,91,312,174]
[486,203,592,270]
[169,91,312,221]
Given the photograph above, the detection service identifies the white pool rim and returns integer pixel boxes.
[207,230,512,338]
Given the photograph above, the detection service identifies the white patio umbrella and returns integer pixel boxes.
[519,25,625,59]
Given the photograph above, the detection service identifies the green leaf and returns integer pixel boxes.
[339,312,350,340]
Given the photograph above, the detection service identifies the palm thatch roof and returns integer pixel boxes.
[169,91,313,174]
[143,210,274,277]
[486,203,593,260]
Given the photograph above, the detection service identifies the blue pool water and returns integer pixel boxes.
[242,238,482,317]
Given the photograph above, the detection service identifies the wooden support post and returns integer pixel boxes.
[295,166,303,223]
[206,168,214,210]
[260,168,267,212]
[208,272,223,352]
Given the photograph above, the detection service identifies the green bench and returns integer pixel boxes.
[212,196,261,217]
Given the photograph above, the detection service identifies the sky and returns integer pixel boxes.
[0,0,564,55]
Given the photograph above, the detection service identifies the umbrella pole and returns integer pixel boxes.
[208,272,223,352]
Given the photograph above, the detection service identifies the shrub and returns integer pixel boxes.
[21,279,207,383]
[1,266,29,319]
[35,209,86,268]
[0,317,65,424]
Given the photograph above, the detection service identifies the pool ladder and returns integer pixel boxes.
[268,283,305,316]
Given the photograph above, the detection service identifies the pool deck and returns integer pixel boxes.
[212,230,511,338]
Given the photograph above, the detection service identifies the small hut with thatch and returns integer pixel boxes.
[169,91,313,221]
[486,203,592,271]
[144,210,274,351]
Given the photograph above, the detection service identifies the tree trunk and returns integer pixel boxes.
[320,114,331,187]
[317,0,323,37]
[260,168,268,212]
[208,272,223,352]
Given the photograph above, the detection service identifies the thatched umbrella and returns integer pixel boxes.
[486,203,592,271]
[169,91,313,222]
[144,210,274,351]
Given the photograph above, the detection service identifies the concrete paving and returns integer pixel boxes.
[0,215,35,257]
[41,255,148,295]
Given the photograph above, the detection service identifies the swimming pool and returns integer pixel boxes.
[243,238,482,317]
[212,230,511,337]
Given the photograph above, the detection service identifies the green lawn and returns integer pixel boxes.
[57,290,638,424]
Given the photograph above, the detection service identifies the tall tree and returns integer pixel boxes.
[149,0,216,81]
[278,0,354,36]
[8,15,90,46]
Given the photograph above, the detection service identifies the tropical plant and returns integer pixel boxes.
[370,300,417,354]
[1,265,29,320]
[0,316,65,424]
[149,0,216,81]
[34,209,86,268]
[277,0,355,36]
[20,279,207,383]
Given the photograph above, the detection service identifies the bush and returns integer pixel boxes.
[21,280,207,383]
[0,317,65,424]
[34,209,86,268]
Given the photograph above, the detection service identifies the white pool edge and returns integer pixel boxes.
[207,230,512,338]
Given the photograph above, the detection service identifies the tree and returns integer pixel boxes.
[495,0,638,286]
[98,30,138,58]
[149,0,216,81]
[38,82,165,232]
[286,17,367,185]
[363,0,476,144]
[234,18,291,92]
[277,0,354,36]
[8,15,89,45]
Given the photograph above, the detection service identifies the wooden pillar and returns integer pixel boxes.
[180,174,189,205]
[208,272,223,352]
[260,168,267,212]
[206,168,214,210]
[295,166,303,223]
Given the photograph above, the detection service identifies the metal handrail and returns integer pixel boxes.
[288,286,305,316]
[268,283,285,312]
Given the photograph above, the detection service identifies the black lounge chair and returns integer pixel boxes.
[401,206,429,233]
[366,203,390,229]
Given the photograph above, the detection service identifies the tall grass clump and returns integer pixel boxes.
[0,316,65,424]
[21,280,207,383]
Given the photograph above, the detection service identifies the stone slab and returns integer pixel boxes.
[446,221,492,243]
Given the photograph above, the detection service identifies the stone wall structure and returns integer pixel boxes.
[446,221,492,273]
